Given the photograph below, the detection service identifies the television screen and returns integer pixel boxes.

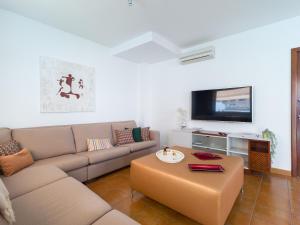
[192,86,252,122]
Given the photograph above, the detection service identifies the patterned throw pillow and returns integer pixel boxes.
[115,129,135,145]
[141,127,150,141]
[0,140,20,156]
[87,138,113,151]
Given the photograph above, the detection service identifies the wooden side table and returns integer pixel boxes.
[248,140,271,173]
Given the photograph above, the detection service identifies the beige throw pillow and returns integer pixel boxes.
[87,138,113,151]
[0,179,15,224]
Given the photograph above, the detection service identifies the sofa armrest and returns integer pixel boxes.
[150,130,160,150]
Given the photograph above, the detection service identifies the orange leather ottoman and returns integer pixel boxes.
[130,147,244,225]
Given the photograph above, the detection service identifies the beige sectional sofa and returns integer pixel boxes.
[0,120,160,225]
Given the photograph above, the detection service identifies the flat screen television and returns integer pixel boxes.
[191,86,252,122]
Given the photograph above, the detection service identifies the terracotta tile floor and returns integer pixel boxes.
[86,167,300,225]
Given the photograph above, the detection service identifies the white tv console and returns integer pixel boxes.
[168,129,269,169]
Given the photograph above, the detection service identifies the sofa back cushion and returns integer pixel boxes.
[12,126,76,160]
[72,123,113,152]
[111,121,137,145]
[0,129,12,145]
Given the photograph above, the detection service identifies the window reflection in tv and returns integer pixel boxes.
[215,87,251,113]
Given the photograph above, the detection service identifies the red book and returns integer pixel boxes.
[188,164,225,172]
[193,152,223,160]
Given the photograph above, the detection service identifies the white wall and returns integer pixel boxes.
[0,9,139,128]
[139,16,300,170]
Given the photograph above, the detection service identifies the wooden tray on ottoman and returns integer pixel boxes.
[130,146,244,225]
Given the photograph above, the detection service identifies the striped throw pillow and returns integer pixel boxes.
[87,138,113,151]
[141,127,150,141]
[115,129,135,145]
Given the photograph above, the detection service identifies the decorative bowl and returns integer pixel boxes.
[156,149,185,163]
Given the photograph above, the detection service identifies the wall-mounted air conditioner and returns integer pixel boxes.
[179,46,215,64]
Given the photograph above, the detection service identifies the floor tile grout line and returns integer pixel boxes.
[249,174,263,225]
[288,179,293,225]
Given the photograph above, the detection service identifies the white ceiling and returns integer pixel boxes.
[1,0,300,48]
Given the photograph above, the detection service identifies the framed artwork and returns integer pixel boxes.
[40,56,96,112]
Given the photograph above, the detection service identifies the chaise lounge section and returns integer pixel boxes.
[1,166,139,225]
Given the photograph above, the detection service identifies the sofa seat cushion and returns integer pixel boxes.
[32,154,88,172]
[1,166,67,199]
[11,177,111,225]
[92,210,140,225]
[78,147,130,164]
[122,141,156,153]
